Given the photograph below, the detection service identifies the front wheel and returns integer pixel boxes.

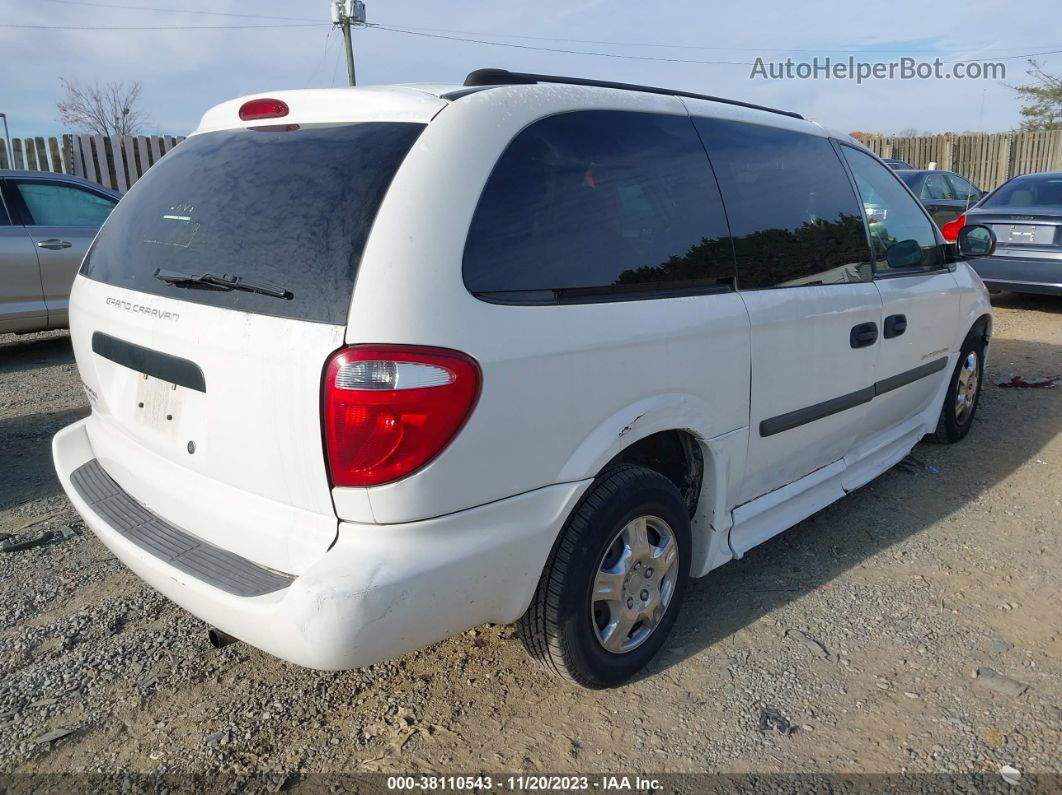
[931,330,985,444]
[517,465,691,688]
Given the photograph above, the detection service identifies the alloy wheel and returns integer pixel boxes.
[955,350,980,424]
[590,515,679,654]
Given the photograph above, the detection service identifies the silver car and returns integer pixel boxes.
[0,169,119,334]
[962,171,1062,296]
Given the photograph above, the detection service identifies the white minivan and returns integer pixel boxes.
[53,70,995,688]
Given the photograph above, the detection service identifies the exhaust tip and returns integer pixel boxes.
[207,627,238,649]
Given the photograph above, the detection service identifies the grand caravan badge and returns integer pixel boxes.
[105,297,180,322]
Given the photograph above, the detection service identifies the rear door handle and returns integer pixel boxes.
[884,314,907,338]
[850,322,878,349]
[37,239,72,250]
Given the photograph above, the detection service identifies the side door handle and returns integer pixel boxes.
[37,239,72,250]
[850,321,878,349]
[884,314,907,338]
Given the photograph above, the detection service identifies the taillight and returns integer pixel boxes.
[941,213,966,242]
[322,346,481,488]
[238,97,289,121]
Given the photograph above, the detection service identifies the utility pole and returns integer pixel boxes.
[331,0,366,87]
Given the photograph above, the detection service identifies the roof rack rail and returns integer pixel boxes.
[462,68,804,120]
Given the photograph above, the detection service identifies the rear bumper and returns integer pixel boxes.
[54,419,589,670]
[969,255,1062,295]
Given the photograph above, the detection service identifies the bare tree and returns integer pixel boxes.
[57,78,149,136]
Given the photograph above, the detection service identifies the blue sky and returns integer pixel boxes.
[1,0,1058,138]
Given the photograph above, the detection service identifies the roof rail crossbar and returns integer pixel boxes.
[463,68,803,120]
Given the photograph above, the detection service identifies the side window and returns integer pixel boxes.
[14,181,116,227]
[946,173,978,201]
[463,111,734,300]
[840,147,945,273]
[922,173,955,201]
[692,118,871,289]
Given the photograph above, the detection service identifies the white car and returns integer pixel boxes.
[53,70,994,688]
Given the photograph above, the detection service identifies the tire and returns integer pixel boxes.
[517,464,691,688]
[930,328,986,444]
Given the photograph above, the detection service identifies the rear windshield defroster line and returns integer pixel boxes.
[81,122,425,324]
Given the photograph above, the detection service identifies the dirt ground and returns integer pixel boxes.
[0,293,1059,783]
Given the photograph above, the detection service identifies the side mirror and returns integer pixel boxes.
[957,224,996,258]
[885,238,923,269]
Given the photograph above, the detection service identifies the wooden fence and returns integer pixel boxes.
[861,130,1062,191]
[5,129,1060,195]
[0,134,184,192]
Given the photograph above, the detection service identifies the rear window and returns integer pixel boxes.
[982,175,1062,208]
[463,110,735,302]
[82,122,424,324]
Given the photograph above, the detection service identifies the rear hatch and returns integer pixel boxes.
[71,118,425,573]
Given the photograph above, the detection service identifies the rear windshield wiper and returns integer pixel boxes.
[153,268,293,300]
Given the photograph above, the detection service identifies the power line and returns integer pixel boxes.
[942,48,1062,64]
[0,22,326,30]
[37,0,319,22]
[25,0,959,53]
[366,24,753,65]
[366,22,1060,56]
[22,0,920,50]
[305,27,336,86]
[330,32,343,87]
[3,17,1061,67]
[27,0,1062,58]
[366,25,1062,67]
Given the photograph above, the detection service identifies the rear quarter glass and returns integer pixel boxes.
[81,122,425,324]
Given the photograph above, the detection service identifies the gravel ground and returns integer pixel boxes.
[0,293,1059,783]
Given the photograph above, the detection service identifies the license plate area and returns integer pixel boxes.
[996,224,1055,245]
[134,373,185,436]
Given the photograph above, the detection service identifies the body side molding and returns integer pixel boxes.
[874,357,948,395]
[759,357,949,437]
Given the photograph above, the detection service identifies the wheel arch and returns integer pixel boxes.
[555,394,744,579]
[953,263,993,353]
[555,394,722,515]
[970,312,992,346]
[599,429,705,518]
